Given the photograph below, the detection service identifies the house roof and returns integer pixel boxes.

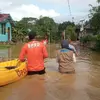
[0,14,10,22]
[84,24,91,29]
[0,14,15,26]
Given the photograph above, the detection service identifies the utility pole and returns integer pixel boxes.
[80,19,85,38]
[72,17,74,22]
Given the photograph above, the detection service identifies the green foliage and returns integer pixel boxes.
[58,21,75,32]
[89,4,100,34]
[87,1,100,51]
[12,27,25,42]
[80,1,100,51]
[12,16,76,43]
[80,34,100,51]
[35,17,58,42]
[97,0,100,3]
[94,34,100,50]
[80,35,93,43]
[0,45,11,49]
[65,25,77,41]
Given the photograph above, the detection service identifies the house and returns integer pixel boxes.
[75,24,94,40]
[0,14,14,42]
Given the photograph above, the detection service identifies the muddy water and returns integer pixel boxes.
[0,44,100,100]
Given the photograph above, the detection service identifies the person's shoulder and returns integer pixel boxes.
[35,41,45,47]
[22,42,28,47]
[69,44,75,49]
[69,44,74,47]
[38,41,43,45]
[27,41,33,44]
[59,49,69,53]
[28,40,40,44]
[33,41,44,46]
[69,50,74,53]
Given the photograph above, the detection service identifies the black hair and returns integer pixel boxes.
[28,31,37,40]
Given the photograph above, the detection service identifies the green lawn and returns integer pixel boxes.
[0,45,11,49]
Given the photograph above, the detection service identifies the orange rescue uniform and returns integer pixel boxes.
[41,39,48,45]
[19,40,48,71]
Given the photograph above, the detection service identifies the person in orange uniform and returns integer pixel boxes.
[41,39,48,45]
[41,34,48,45]
[19,31,48,75]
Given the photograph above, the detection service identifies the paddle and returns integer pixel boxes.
[5,60,21,70]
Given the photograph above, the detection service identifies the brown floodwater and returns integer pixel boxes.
[0,44,100,100]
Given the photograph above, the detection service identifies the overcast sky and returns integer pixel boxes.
[0,0,97,23]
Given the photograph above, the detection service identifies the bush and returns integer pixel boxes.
[80,34,93,44]
[65,25,77,41]
[94,34,100,50]
[80,34,100,51]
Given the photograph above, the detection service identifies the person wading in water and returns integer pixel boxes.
[57,40,76,73]
[41,33,48,46]
[19,31,48,75]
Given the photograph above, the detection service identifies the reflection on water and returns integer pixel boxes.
[0,49,11,58]
[0,43,60,59]
[0,44,100,100]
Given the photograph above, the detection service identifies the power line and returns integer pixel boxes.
[67,0,74,22]
[66,0,93,23]
[67,0,72,16]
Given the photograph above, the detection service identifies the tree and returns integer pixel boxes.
[35,17,58,42]
[57,21,75,41]
[17,17,37,34]
[58,21,75,32]
[12,16,76,42]
[65,25,77,41]
[89,4,100,34]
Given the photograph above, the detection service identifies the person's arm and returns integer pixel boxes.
[75,51,78,57]
[73,47,78,57]
[19,44,27,62]
[42,45,48,59]
[73,53,76,63]
[56,50,60,63]
[69,44,78,56]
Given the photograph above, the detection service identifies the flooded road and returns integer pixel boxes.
[0,44,100,100]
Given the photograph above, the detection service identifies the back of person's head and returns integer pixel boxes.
[61,40,69,49]
[28,31,37,41]
[61,39,74,51]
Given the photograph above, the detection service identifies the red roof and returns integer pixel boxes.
[0,14,9,22]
